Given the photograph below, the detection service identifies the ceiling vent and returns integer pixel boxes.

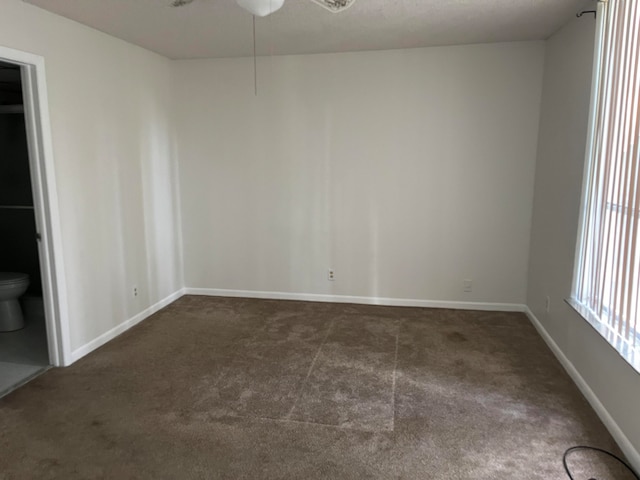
[310,0,356,13]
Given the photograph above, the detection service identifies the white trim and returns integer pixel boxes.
[70,288,185,363]
[184,288,527,312]
[0,45,72,367]
[524,306,640,472]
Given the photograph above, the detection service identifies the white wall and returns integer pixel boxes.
[174,42,545,305]
[0,0,183,358]
[527,17,640,463]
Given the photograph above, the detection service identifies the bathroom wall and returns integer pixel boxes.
[0,107,42,295]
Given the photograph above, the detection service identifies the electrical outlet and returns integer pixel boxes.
[545,296,551,314]
[328,269,335,281]
[463,279,472,293]
[133,286,138,297]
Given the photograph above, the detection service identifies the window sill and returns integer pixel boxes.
[565,297,640,375]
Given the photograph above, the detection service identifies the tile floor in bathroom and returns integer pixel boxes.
[0,296,50,397]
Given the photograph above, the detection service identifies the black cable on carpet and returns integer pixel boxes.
[563,446,640,480]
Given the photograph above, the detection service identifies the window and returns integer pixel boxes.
[572,0,640,372]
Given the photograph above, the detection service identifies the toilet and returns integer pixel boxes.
[0,272,30,332]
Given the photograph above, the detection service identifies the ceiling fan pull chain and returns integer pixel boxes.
[253,14,258,96]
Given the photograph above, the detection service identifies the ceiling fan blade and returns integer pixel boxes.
[170,0,195,7]
[310,0,356,13]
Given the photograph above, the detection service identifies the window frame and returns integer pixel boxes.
[570,0,640,373]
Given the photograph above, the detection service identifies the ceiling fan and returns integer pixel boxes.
[170,0,356,94]
[171,0,356,16]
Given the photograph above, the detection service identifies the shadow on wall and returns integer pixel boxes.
[140,90,183,304]
[0,113,42,295]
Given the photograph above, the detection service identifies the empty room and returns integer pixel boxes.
[0,0,639,478]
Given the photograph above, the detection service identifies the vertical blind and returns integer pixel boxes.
[574,0,640,371]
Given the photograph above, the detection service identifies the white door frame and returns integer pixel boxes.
[0,45,71,367]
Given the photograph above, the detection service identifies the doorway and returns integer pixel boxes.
[0,46,71,395]
[0,60,50,395]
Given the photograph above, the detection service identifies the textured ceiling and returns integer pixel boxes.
[23,0,592,59]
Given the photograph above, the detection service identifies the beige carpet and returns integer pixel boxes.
[0,296,635,479]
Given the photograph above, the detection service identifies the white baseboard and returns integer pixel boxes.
[69,287,523,364]
[524,307,640,472]
[70,288,186,363]
[184,287,527,312]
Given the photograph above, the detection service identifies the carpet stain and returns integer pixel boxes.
[38,458,60,468]
[446,331,468,343]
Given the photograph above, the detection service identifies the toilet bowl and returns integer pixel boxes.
[0,273,30,332]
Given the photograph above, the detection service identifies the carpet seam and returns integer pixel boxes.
[285,318,335,420]
[223,413,393,433]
